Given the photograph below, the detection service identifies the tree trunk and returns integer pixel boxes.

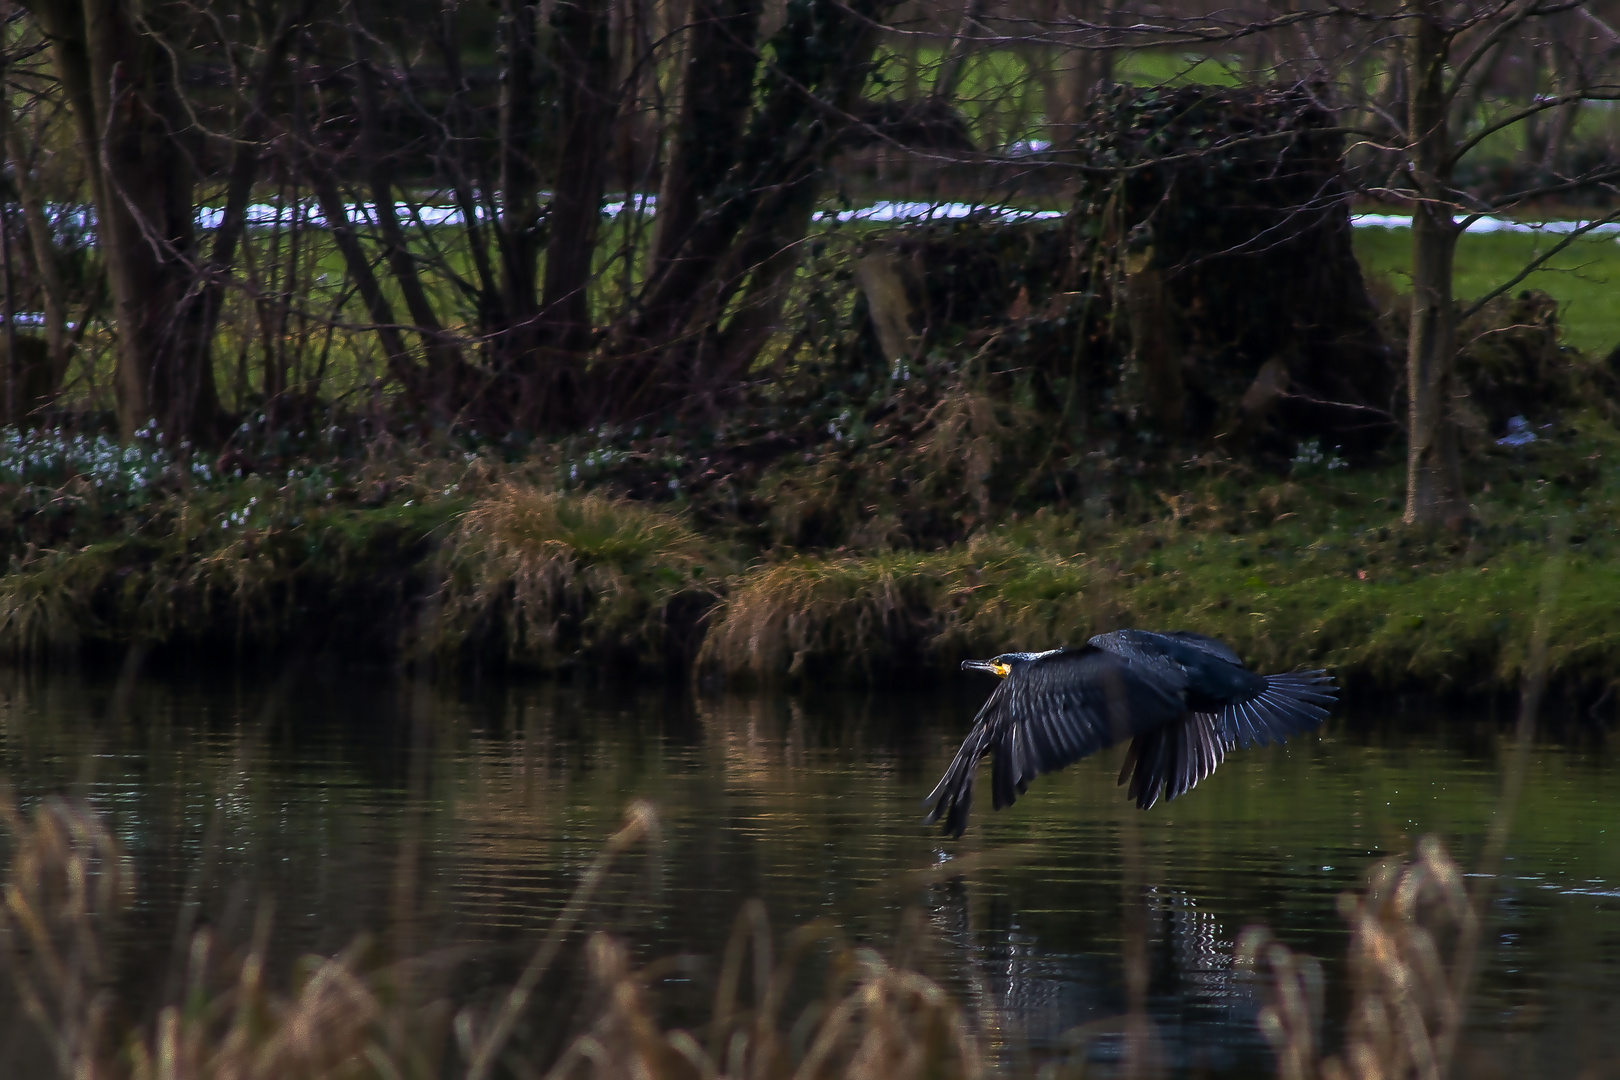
[1048,0,1118,155]
[1049,21,1085,153]
[191,3,306,412]
[1538,44,1582,177]
[432,10,501,318]
[307,169,422,395]
[709,183,818,380]
[650,0,761,287]
[1,91,69,396]
[494,0,543,371]
[933,0,988,103]
[1404,1,1464,528]
[30,0,222,443]
[532,0,618,426]
[348,16,469,405]
[1121,252,1183,438]
[1521,41,1549,170]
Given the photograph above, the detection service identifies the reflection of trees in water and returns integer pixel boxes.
[924,875,1264,1073]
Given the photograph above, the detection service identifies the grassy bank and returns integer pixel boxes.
[2,406,1616,705]
[698,417,1620,699]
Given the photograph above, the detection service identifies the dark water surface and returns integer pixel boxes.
[1,668,1618,1076]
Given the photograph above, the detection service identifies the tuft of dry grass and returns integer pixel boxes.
[696,552,952,679]
[0,794,134,1079]
[124,938,403,1080]
[0,547,104,654]
[551,907,982,1080]
[434,485,724,670]
[698,537,1116,681]
[0,790,428,1080]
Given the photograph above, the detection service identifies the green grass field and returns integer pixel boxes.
[1353,226,1620,356]
[103,199,1620,420]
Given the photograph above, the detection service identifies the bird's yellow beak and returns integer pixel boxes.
[962,659,1011,678]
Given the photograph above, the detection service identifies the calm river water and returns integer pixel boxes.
[0,667,1617,1077]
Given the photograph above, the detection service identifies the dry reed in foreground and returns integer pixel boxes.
[1239,837,1477,1080]
[0,795,981,1080]
[0,787,1557,1080]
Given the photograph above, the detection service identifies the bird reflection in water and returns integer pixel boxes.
[920,871,1269,1075]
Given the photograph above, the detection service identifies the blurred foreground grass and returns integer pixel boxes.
[0,788,1500,1080]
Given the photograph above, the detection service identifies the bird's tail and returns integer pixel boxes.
[923,723,991,839]
[1220,669,1338,749]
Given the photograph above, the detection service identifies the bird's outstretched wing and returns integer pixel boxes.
[924,647,1187,836]
[1217,669,1338,749]
[987,647,1190,810]
[920,710,992,840]
[1117,667,1338,809]
[1123,631,1337,750]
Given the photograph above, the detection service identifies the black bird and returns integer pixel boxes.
[924,629,1337,837]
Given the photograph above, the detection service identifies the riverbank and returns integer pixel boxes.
[2,406,1615,708]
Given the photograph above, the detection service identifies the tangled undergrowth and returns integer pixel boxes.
[0,257,1616,702]
[699,407,1620,699]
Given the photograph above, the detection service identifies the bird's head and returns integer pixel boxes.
[962,652,1041,678]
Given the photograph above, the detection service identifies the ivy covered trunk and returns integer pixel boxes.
[1072,83,1398,461]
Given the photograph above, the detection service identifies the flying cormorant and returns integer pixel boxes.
[924,629,1337,837]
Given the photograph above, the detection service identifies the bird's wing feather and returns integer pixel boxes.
[1119,711,1227,809]
[986,647,1189,810]
[922,687,1005,837]
[1219,669,1338,749]
[1159,631,1246,666]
